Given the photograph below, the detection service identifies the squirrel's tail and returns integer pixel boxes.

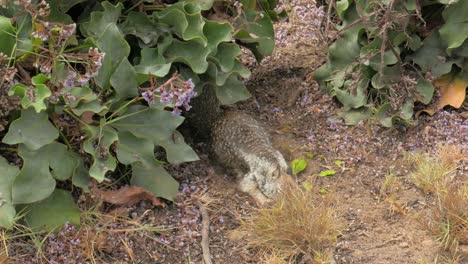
[185,86,222,141]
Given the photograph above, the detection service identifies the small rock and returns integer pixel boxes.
[398,242,409,248]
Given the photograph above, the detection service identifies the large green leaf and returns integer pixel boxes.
[408,32,447,73]
[203,20,233,54]
[415,78,435,104]
[72,159,90,192]
[205,61,250,86]
[155,131,199,164]
[24,189,80,232]
[334,80,368,110]
[164,39,211,74]
[210,42,242,72]
[2,109,58,150]
[339,108,372,125]
[0,156,19,229]
[0,15,16,56]
[110,58,138,99]
[12,144,57,204]
[439,0,468,52]
[80,2,132,90]
[120,11,160,46]
[80,2,123,37]
[111,106,184,144]
[48,143,80,181]
[134,47,171,77]
[94,24,131,89]
[116,131,160,166]
[215,75,251,105]
[83,126,118,182]
[234,10,275,61]
[156,2,207,46]
[131,163,179,201]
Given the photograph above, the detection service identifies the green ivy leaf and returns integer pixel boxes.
[12,144,58,204]
[319,170,337,177]
[24,189,80,232]
[8,74,52,113]
[0,16,16,56]
[164,39,211,74]
[182,0,215,10]
[80,2,123,37]
[339,108,372,125]
[203,20,233,54]
[336,0,352,18]
[155,131,199,164]
[0,156,19,229]
[439,0,468,52]
[291,158,307,175]
[205,61,250,86]
[334,80,368,110]
[415,78,435,104]
[48,143,80,181]
[375,103,394,127]
[72,100,108,116]
[156,2,207,46]
[234,10,275,61]
[112,106,184,144]
[83,126,118,182]
[116,131,160,166]
[134,47,171,77]
[408,32,447,72]
[2,109,58,150]
[121,11,160,46]
[210,42,242,72]
[72,159,90,192]
[215,75,251,105]
[95,24,131,89]
[110,58,139,99]
[131,162,179,201]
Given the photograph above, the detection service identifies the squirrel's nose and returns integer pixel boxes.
[286,167,293,176]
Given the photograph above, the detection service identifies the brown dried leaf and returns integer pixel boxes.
[81,111,95,124]
[92,185,164,207]
[422,75,468,116]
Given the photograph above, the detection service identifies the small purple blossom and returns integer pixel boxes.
[148,77,198,114]
[142,90,155,105]
[63,70,77,88]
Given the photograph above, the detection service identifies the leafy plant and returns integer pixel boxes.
[315,0,468,126]
[0,0,278,230]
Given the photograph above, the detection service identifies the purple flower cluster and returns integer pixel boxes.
[77,47,105,85]
[142,77,197,115]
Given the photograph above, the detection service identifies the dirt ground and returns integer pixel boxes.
[3,1,468,263]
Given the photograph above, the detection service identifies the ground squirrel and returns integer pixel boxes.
[187,86,290,204]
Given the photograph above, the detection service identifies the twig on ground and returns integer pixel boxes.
[194,200,213,264]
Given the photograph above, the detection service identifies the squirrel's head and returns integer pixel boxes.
[259,164,293,199]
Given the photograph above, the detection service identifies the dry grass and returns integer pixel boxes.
[408,145,467,260]
[379,173,408,215]
[232,178,341,262]
[0,208,168,264]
